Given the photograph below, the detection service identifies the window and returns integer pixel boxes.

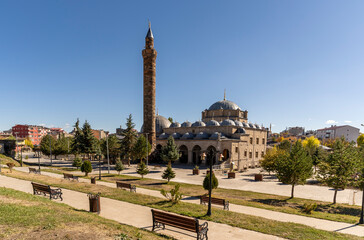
[256,138,259,144]
[261,151,265,157]
[249,152,252,158]
[250,137,253,144]
[255,151,258,158]
[244,151,247,157]
[235,147,238,153]
[262,138,265,144]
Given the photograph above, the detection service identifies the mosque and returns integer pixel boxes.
[141,23,267,170]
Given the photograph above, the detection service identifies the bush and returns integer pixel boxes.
[194,165,199,170]
[162,164,175,183]
[72,158,82,169]
[6,163,15,173]
[136,161,149,178]
[160,184,183,204]
[81,160,92,176]
[302,203,317,214]
[203,173,219,191]
[115,160,124,175]
[25,155,29,160]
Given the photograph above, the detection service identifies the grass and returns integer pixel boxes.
[0,154,20,167]
[0,186,172,240]
[3,169,363,240]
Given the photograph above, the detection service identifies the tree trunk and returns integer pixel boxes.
[333,189,338,204]
[291,184,295,198]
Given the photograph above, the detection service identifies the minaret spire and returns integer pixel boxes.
[224,89,226,101]
[146,20,153,39]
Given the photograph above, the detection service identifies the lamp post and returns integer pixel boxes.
[106,133,110,174]
[38,149,41,171]
[206,148,220,216]
[145,133,149,166]
[360,124,364,224]
[48,134,52,166]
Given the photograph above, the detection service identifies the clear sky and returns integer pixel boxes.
[0,0,363,133]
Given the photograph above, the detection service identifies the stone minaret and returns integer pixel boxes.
[142,22,157,149]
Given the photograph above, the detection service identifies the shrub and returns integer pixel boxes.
[81,160,92,176]
[6,163,15,173]
[302,203,317,214]
[203,173,219,191]
[136,161,149,178]
[194,165,199,170]
[160,184,183,204]
[72,158,82,169]
[25,155,29,160]
[115,160,124,175]
[162,163,175,183]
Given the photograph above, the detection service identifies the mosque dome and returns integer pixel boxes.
[254,124,262,129]
[221,119,236,126]
[210,132,224,140]
[208,100,240,111]
[248,123,255,128]
[140,115,171,134]
[235,128,246,134]
[242,122,249,128]
[195,132,210,139]
[158,133,169,139]
[170,122,181,128]
[206,120,220,126]
[234,121,243,127]
[181,132,195,140]
[181,121,192,127]
[192,121,206,127]
[171,132,181,139]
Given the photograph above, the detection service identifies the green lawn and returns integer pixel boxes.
[4,170,363,240]
[0,186,172,240]
[0,154,21,167]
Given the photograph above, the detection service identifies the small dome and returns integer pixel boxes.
[242,122,249,128]
[181,121,192,127]
[171,132,181,139]
[195,132,210,139]
[234,121,243,127]
[210,132,224,140]
[254,124,261,129]
[221,119,236,126]
[235,128,246,134]
[140,115,171,134]
[158,133,169,139]
[208,100,241,110]
[170,122,181,128]
[192,121,206,127]
[248,123,255,128]
[206,120,220,126]
[181,132,194,139]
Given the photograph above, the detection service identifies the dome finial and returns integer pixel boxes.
[146,20,153,38]
[224,89,226,100]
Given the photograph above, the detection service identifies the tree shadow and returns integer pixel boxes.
[252,198,291,207]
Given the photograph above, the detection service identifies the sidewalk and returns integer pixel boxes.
[0,172,282,240]
[15,167,364,237]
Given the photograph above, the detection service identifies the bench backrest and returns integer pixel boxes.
[201,195,225,205]
[152,209,198,233]
[31,182,51,193]
[29,168,36,171]
[116,181,131,188]
[63,173,73,178]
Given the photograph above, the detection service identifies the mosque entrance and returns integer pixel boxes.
[179,145,188,164]
[192,145,202,165]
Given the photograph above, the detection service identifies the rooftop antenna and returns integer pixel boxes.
[224,89,226,101]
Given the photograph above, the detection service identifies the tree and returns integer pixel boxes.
[160,136,179,164]
[162,163,176,183]
[24,138,33,149]
[136,161,149,178]
[302,136,320,156]
[53,135,69,159]
[168,117,173,123]
[203,173,219,192]
[81,160,92,176]
[357,134,364,147]
[160,184,182,204]
[39,135,56,156]
[260,147,283,175]
[120,114,138,166]
[278,139,291,151]
[132,135,151,161]
[317,138,360,204]
[81,121,97,159]
[72,157,82,169]
[71,119,83,156]
[101,135,121,163]
[115,160,124,175]
[274,141,313,198]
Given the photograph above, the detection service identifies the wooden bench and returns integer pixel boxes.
[63,173,79,181]
[200,195,229,210]
[151,209,208,240]
[31,182,63,201]
[29,167,41,174]
[116,181,136,192]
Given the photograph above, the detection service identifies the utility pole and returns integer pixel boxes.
[49,135,52,166]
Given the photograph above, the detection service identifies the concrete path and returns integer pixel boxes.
[0,173,282,240]
[14,167,364,237]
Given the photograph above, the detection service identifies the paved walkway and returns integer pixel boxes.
[0,172,282,240]
[14,167,364,237]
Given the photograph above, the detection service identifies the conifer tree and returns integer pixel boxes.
[160,136,179,164]
[82,120,97,159]
[71,119,83,156]
[120,114,138,166]
[136,161,149,178]
[203,173,219,192]
[115,160,124,175]
[81,160,92,176]
[162,162,176,183]
[132,135,151,161]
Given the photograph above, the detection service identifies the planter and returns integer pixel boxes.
[193,169,200,175]
[228,172,236,179]
[91,177,96,184]
[255,174,263,181]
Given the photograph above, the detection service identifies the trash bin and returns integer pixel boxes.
[88,193,101,213]
[91,177,96,184]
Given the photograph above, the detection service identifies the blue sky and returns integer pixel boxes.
[0,1,363,133]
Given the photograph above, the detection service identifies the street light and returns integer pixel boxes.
[106,133,110,174]
[205,147,220,216]
[360,124,364,224]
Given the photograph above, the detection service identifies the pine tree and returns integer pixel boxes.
[115,160,124,175]
[136,161,149,178]
[275,141,313,198]
[39,135,56,156]
[82,120,97,159]
[162,163,176,183]
[71,119,83,156]
[160,136,179,164]
[132,135,151,161]
[81,160,92,176]
[120,114,138,166]
[72,157,82,169]
[203,173,219,192]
